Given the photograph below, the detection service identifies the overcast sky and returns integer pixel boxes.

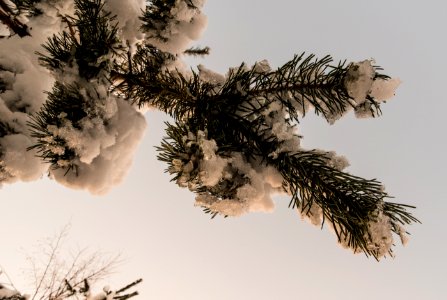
[2,0,446,299]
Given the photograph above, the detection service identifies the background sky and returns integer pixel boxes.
[2,0,446,299]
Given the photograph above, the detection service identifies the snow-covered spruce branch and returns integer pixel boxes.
[151,57,417,259]
[0,0,418,259]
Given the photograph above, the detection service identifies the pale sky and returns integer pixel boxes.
[2,0,446,299]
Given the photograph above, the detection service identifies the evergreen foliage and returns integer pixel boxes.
[0,0,420,260]
[152,54,418,258]
[27,82,87,174]
[140,0,200,42]
[36,0,121,79]
[27,0,123,174]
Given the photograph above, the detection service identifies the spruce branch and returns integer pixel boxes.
[152,53,419,258]
[126,53,387,125]
[140,0,175,38]
[184,46,210,56]
[28,0,123,174]
[36,0,121,80]
[27,81,85,174]
[5,0,418,259]
[274,150,419,258]
[110,44,176,103]
[140,0,199,42]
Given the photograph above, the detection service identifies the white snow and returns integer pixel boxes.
[0,0,74,184]
[195,193,249,217]
[232,153,282,213]
[326,204,402,259]
[0,1,150,193]
[194,149,284,216]
[175,130,285,216]
[0,134,48,183]
[50,97,146,195]
[252,59,272,74]
[298,200,323,226]
[197,64,225,85]
[145,0,208,55]
[364,210,394,257]
[86,291,114,300]
[344,60,375,104]
[267,113,301,156]
[370,78,401,101]
[104,0,146,51]
[339,59,401,120]
[324,151,350,171]
[0,2,409,258]
[197,134,229,187]
[396,224,409,246]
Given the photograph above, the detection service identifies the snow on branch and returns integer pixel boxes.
[141,0,208,55]
[0,0,418,259]
[153,55,416,259]
[25,0,146,194]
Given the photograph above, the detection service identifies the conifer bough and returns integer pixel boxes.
[0,0,419,260]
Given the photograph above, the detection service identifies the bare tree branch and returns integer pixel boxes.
[20,225,122,300]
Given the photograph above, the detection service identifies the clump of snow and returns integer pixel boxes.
[324,151,350,171]
[86,290,116,300]
[344,60,375,104]
[0,0,73,114]
[252,59,271,74]
[197,133,229,187]
[326,204,404,259]
[197,64,225,85]
[341,59,401,120]
[254,100,301,158]
[369,78,401,101]
[195,154,284,216]
[396,224,409,246]
[104,0,146,51]
[172,130,284,216]
[49,96,146,195]
[297,199,323,226]
[353,100,376,119]
[0,0,75,185]
[364,210,394,257]
[0,0,149,193]
[195,193,249,217]
[0,134,48,183]
[145,0,208,55]
[231,153,283,213]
